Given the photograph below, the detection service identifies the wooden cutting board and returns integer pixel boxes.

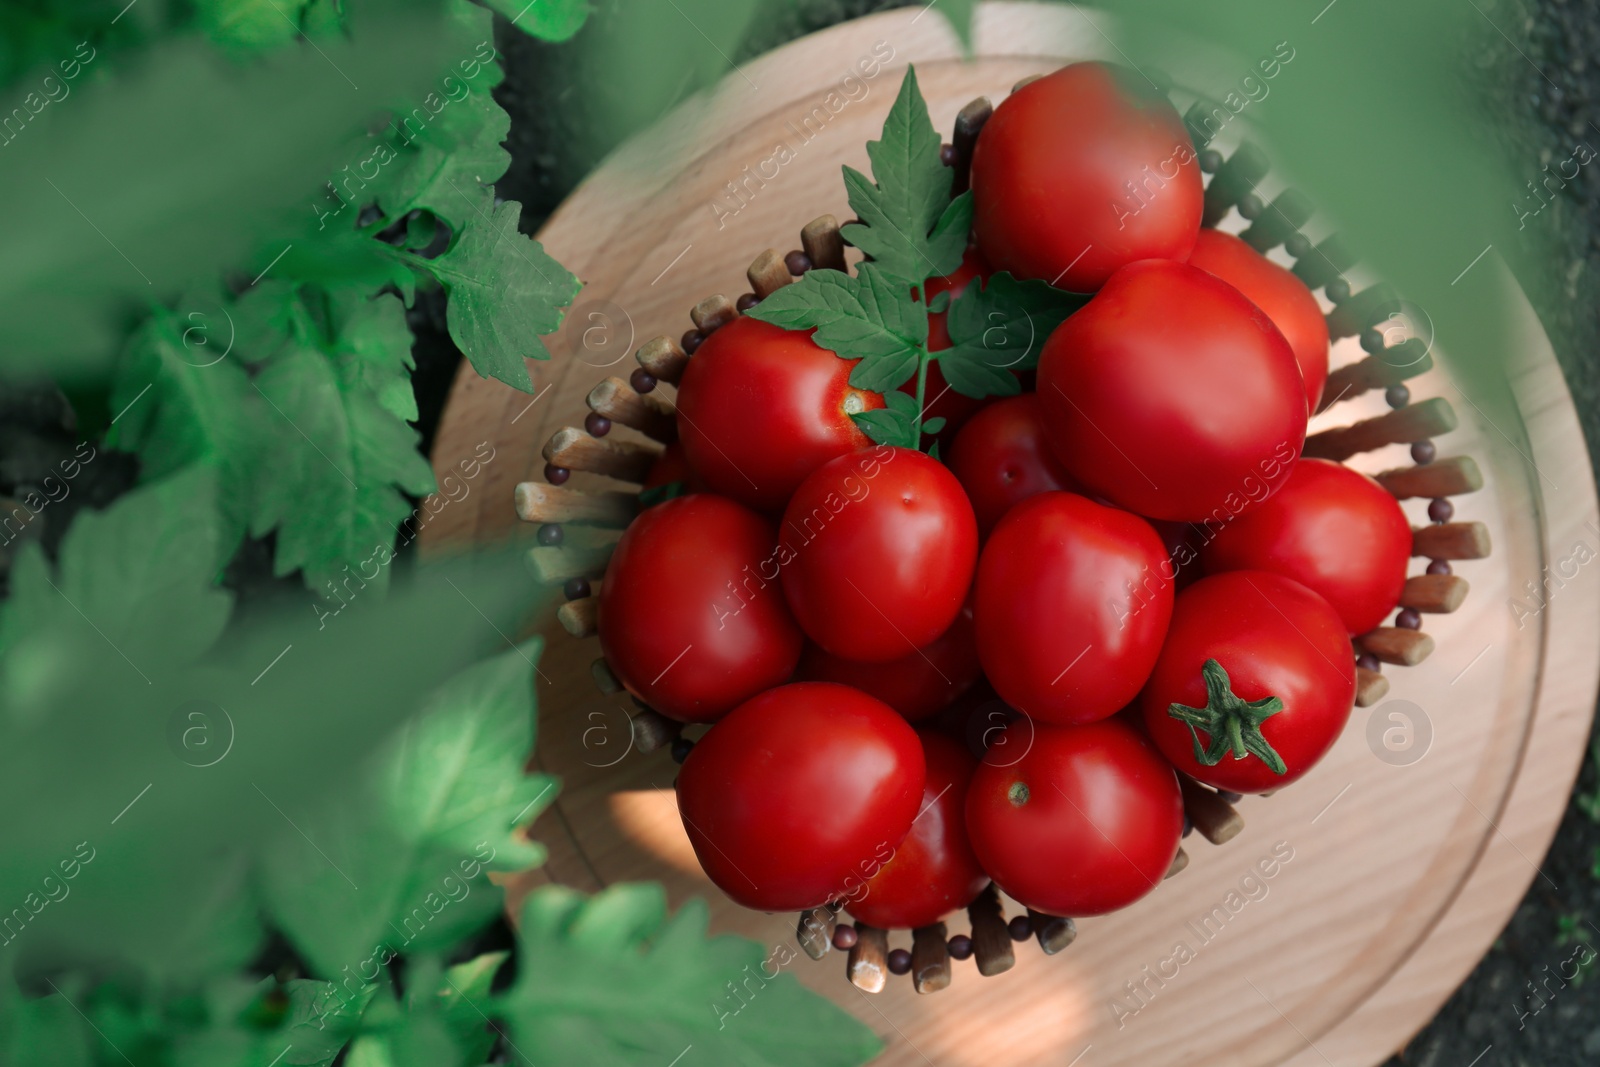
[421,5,1600,1064]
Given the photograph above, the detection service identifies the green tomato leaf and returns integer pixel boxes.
[372,44,510,220]
[395,197,581,393]
[108,307,262,557]
[261,640,556,978]
[938,271,1090,397]
[498,885,882,1067]
[332,290,421,424]
[838,66,965,287]
[248,308,436,595]
[921,415,947,434]
[850,389,920,449]
[746,265,927,392]
[0,467,232,710]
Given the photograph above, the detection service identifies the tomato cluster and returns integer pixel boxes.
[595,62,1412,928]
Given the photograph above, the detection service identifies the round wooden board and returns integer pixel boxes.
[423,5,1600,1065]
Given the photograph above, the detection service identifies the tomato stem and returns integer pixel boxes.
[1166,658,1288,775]
[913,289,932,445]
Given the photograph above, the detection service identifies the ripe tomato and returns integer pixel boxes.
[1140,570,1356,793]
[846,732,989,929]
[795,600,980,721]
[780,447,977,663]
[598,494,801,722]
[1187,228,1329,410]
[1199,459,1412,635]
[947,394,1079,537]
[1036,259,1307,522]
[675,316,883,513]
[970,62,1203,290]
[677,682,925,911]
[965,717,1182,916]
[975,492,1172,725]
[901,247,994,445]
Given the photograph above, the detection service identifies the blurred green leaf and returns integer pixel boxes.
[484,0,592,43]
[192,0,322,51]
[108,308,263,556]
[0,6,490,383]
[575,0,761,157]
[1102,0,1527,413]
[437,952,506,1062]
[0,465,232,711]
[933,0,978,52]
[500,884,883,1067]
[261,639,555,977]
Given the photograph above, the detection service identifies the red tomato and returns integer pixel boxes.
[1187,228,1329,410]
[598,494,801,722]
[970,62,1203,290]
[901,247,994,445]
[677,682,925,911]
[1036,259,1307,522]
[846,733,989,929]
[780,447,977,663]
[675,317,883,513]
[965,717,1182,916]
[975,492,1172,724]
[947,394,1080,537]
[795,600,980,721]
[1199,459,1412,635]
[1140,570,1356,793]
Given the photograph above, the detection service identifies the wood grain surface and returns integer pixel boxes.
[421,5,1600,1064]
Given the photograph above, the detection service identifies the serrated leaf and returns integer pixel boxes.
[850,390,920,449]
[262,640,556,978]
[249,322,436,595]
[937,272,1089,398]
[108,308,261,554]
[0,467,233,708]
[397,197,580,393]
[373,50,510,218]
[498,885,882,1067]
[332,291,420,423]
[746,265,926,392]
[837,66,965,286]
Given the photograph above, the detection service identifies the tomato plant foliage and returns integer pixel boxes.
[748,65,1083,451]
[0,3,882,1064]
